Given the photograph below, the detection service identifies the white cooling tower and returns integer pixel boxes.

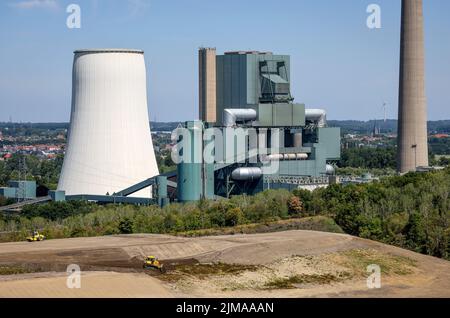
[58,49,159,197]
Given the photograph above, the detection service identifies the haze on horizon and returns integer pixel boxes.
[0,0,449,123]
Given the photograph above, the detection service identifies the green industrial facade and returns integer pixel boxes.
[175,50,341,202]
[216,52,291,124]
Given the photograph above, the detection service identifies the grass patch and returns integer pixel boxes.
[177,216,344,237]
[263,273,347,289]
[0,265,35,275]
[160,262,260,283]
[158,249,418,292]
[336,249,417,276]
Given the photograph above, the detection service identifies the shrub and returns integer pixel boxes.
[22,200,96,220]
[287,196,303,216]
[182,209,203,231]
[225,207,244,227]
[118,217,134,234]
[163,213,182,232]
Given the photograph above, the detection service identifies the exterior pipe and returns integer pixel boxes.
[305,109,327,127]
[231,167,262,181]
[261,153,308,161]
[223,109,257,127]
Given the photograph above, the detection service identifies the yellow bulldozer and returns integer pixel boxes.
[27,231,45,242]
[143,256,166,273]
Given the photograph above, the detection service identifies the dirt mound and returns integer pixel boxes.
[0,271,172,298]
[0,230,449,297]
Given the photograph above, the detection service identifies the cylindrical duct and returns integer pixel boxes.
[231,167,263,181]
[223,109,257,127]
[58,49,159,197]
[305,109,327,127]
[261,153,308,161]
[177,122,203,202]
[284,154,297,160]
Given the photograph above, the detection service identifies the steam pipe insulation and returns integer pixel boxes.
[261,153,308,161]
[305,109,327,127]
[231,167,263,181]
[223,109,257,127]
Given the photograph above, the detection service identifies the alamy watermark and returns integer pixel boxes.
[66,264,81,289]
[66,4,81,29]
[366,264,381,289]
[171,127,283,175]
[367,4,381,29]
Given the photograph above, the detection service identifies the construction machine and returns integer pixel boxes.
[27,231,45,242]
[143,256,166,273]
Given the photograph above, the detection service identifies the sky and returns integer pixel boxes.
[0,0,449,123]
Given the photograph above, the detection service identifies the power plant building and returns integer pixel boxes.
[58,49,159,197]
[397,0,429,173]
[178,50,341,202]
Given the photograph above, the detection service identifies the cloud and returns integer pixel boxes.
[9,0,59,10]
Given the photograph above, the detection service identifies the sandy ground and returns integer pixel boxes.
[0,271,172,298]
[0,230,449,298]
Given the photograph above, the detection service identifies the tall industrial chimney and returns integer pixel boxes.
[199,47,217,123]
[397,0,429,173]
[58,49,159,197]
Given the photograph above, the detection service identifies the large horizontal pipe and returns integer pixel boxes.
[231,167,262,181]
[261,153,308,161]
[223,109,257,127]
[305,109,327,127]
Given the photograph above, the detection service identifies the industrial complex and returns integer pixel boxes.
[182,49,340,202]
[2,0,450,301]
[0,0,430,210]
[0,49,341,209]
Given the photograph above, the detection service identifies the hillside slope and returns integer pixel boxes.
[0,230,449,297]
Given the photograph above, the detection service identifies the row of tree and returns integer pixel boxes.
[0,190,297,241]
[340,146,449,170]
[1,168,449,260]
[339,147,397,169]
